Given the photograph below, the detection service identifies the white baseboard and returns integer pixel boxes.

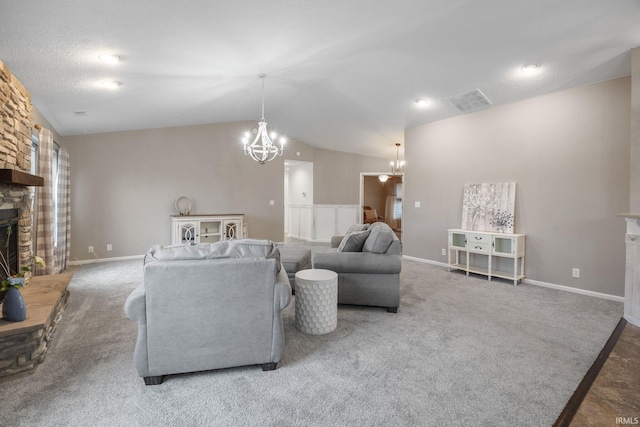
[402,255,449,268]
[68,254,144,266]
[402,255,624,302]
[523,278,624,302]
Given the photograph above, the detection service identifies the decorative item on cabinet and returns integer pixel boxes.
[461,182,516,233]
[175,196,192,216]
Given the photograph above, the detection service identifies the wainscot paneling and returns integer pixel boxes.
[288,204,359,242]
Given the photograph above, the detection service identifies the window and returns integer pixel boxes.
[30,134,38,175]
[394,182,403,219]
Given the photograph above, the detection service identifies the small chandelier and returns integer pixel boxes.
[242,74,285,164]
[390,143,405,174]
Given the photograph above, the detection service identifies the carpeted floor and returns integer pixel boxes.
[0,251,623,427]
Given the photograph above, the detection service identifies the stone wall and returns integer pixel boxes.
[0,60,34,269]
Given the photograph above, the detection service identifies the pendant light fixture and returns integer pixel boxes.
[242,74,285,164]
[390,143,405,174]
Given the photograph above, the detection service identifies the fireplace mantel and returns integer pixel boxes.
[0,169,44,187]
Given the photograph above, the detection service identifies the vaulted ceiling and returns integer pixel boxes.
[1,0,639,159]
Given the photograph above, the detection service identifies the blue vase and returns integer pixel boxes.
[7,277,25,287]
[2,286,26,322]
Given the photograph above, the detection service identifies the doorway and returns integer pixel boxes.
[284,160,313,240]
[360,173,403,241]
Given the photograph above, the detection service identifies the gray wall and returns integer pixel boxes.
[313,148,389,204]
[32,107,63,143]
[63,120,389,261]
[404,77,631,297]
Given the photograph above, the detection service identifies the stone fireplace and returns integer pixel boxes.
[0,60,37,272]
[0,209,20,275]
[0,60,68,379]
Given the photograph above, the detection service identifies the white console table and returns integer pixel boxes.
[171,214,244,245]
[448,229,525,285]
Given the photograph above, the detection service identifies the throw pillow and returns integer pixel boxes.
[362,228,394,254]
[337,230,370,252]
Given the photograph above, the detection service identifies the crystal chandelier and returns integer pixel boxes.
[242,74,285,164]
[390,143,405,174]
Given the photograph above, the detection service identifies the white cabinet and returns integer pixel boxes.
[448,229,525,285]
[171,214,244,245]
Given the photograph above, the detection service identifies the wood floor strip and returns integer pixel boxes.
[553,317,628,427]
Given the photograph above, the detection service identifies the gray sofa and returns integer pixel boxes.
[312,222,401,312]
[124,239,291,385]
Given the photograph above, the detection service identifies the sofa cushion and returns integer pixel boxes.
[227,239,281,272]
[337,230,370,252]
[344,223,369,235]
[362,224,394,254]
[147,242,229,263]
[145,239,281,272]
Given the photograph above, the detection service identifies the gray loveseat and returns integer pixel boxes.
[124,239,291,385]
[312,222,401,312]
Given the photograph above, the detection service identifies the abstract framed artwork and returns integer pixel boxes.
[461,182,516,233]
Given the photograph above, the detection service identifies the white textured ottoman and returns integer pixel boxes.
[294,269,338,335]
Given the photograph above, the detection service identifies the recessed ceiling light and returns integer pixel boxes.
[415,98,431,107]
[101,80,121,89]
[98,53,121,64]
[521,64,540,75]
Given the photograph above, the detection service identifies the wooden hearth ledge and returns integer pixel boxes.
[0,270,74,379]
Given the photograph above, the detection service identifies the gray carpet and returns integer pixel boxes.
[0,251,622,427]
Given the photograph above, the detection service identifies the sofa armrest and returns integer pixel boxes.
[312,251,401,274]
[274,266,292,310]
[124,283,147,324]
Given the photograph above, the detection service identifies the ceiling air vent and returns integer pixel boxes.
[447,89,492,113]
[73,111,87,117]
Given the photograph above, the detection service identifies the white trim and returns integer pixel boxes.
[523,278,624,302]
[625,314,640,327]
[402,255,624,302]
[68,254,144,266]
[287,204,357,242]
[402,255,449,268]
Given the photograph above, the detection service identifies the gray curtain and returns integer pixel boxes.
[35,127,54,275]
[55,147,70,273]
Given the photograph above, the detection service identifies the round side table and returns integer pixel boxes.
[294,269,338,335]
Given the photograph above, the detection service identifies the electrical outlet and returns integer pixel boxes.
[441,248,447,256]
[572,268,580,278]
[88,246,94,253]
[107,244,112,251]
[414,201,421,208]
